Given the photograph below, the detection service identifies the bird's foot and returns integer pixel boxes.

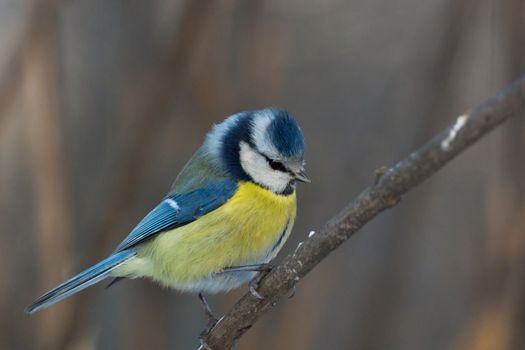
[197,337,213,350]
[197,293,220,350]
[198,322,236,350]
[248,264,274,300]
[249,281,264,300]
[250,276,297,300]
[198,292,218,330]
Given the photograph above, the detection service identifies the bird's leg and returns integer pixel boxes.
[249,277,265,300]
[220,264,276,300]
[251,277,297,300]
[198,292,218,330]
[220,263,273,273]
[196,339,212,350]
[197,292,220,350]
[247,264,273,300]
[237,264,296,300]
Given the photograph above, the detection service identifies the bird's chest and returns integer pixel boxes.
[190,182,297,261]
[219,182,297,259]
[146,182,296,282]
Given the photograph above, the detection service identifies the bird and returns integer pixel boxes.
[26,107,309,315]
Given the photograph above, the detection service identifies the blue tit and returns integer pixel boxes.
[26,107,309,314]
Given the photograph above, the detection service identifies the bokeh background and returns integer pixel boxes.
[1,1,524,349]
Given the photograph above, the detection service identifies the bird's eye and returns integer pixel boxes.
[267,159,287,172]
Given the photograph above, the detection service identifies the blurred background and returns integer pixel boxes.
[1,0,524,349]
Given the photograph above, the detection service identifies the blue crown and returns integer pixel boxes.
[265,108,305,160]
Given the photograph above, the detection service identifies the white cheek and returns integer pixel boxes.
[239,142,292,193]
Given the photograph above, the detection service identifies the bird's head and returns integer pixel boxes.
[206,108,309,195]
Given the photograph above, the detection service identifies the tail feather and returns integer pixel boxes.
[25,250,136,314]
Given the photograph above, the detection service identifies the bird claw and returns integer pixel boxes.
[249,279,298,300]
[197,337,213,350]
[249,283,264,300]
[198,316,217,350]
[248,265,274,300]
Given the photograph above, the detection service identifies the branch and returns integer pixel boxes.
[202,75,525,349]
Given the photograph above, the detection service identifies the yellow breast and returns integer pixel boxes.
[118,181,296,287]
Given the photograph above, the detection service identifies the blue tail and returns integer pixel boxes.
[25,250,136,314]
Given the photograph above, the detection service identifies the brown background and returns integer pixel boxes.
[1,1,524,349]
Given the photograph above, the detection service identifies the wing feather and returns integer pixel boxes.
[115,180,237,252]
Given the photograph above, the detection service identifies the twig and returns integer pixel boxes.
[202,75,525,349]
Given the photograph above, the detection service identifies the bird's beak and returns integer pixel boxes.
[295,168,311,183]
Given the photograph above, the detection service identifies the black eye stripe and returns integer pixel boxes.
[269,159,287,172]
[261,154,289,173]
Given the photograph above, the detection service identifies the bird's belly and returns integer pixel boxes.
[168,270,259,294]
[118,182,296,292]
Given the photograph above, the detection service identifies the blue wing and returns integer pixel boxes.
[115,179,238,252]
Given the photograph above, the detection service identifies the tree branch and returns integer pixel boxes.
[202,75,525,349]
